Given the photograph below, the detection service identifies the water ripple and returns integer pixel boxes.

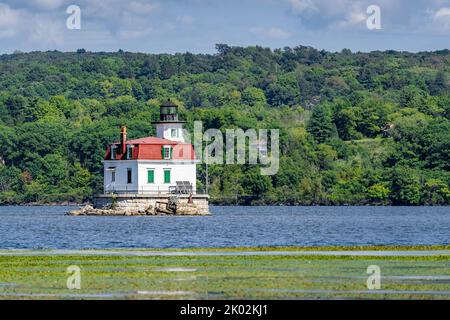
[0,206,448,249]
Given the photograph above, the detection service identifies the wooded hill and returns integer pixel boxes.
[0,45,449,205]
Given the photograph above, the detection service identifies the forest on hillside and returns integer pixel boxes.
[0,45,449,205]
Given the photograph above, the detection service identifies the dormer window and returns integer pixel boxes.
[162,146,172,160]
[126,145,133,159]
[111,145,117,160]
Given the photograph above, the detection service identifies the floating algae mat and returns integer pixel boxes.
[0,247,449,300]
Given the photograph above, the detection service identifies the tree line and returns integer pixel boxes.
[0,45,448,205]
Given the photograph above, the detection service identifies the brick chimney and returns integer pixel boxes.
[120,126,127,154]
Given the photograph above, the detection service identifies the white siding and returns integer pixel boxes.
[103,160,139,193]
[155,123,185,142]
[103,160,197,194]
[137,161,197,193]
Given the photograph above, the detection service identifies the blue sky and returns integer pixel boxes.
[0,0,449,53]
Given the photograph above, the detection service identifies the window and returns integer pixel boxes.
[171,128,178,138]
[127,168,132,184]
[126,145,133,159]
[108,167,116,182]
[147,169,154,184]
[164,169,171,184]
[162,146,172,159]
[111,146,117,160]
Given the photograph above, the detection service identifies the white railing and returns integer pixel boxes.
[104,185,202,195]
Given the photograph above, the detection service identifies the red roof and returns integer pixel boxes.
[104,136,196,161]
[126,137,174,144]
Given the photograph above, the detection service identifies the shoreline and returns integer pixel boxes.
[1,245,449,254]
[15,202,89,207]
[1,202,450,207]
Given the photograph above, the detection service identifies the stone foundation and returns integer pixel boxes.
[68,194,210,216]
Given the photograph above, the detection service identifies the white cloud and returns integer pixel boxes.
[285,0,363,30]
[0,4,20,38]
[283,0,448,32]
[34,0,64,9]
[118,28,154,39]
[432,7,450,29]
[0,4,19,27]
[250,27,291,39]
[0,3,65,46]
[434,7,450,19]
[178,15,195,24]
[287,0,351,16]
[29,19,64,46]
[347,8,366,24]
[0,0,448,52]
[334,2,367,29]
[286,0,317,13]
[82,0,160,19]
[127,1,159,15]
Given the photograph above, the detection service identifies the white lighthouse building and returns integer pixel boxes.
[102,100,198,195]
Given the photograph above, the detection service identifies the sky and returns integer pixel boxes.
[0,0,449,54]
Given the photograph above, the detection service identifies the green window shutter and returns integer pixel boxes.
[147,170,154,184]
[164,170,171,184]
[169,147,173,159]
[161,147,164,159]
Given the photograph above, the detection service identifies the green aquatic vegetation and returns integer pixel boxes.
[0,248,449,299]
[85,244,450,253]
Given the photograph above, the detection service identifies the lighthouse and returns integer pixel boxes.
[73,99,209,216]
[102,99,198,195]
[152,99,187,143]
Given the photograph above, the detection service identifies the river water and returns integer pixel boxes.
[0,206,448,249]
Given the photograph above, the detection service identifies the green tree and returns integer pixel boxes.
[242,87,267,108]
[334,107,362,140]
[0,166,21,193]
[242,168,272,197]
[307,104,337,143]
[399,85,426,109]
[423,179,450,205]
[367,183,390,205]
[390,166,422,205]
